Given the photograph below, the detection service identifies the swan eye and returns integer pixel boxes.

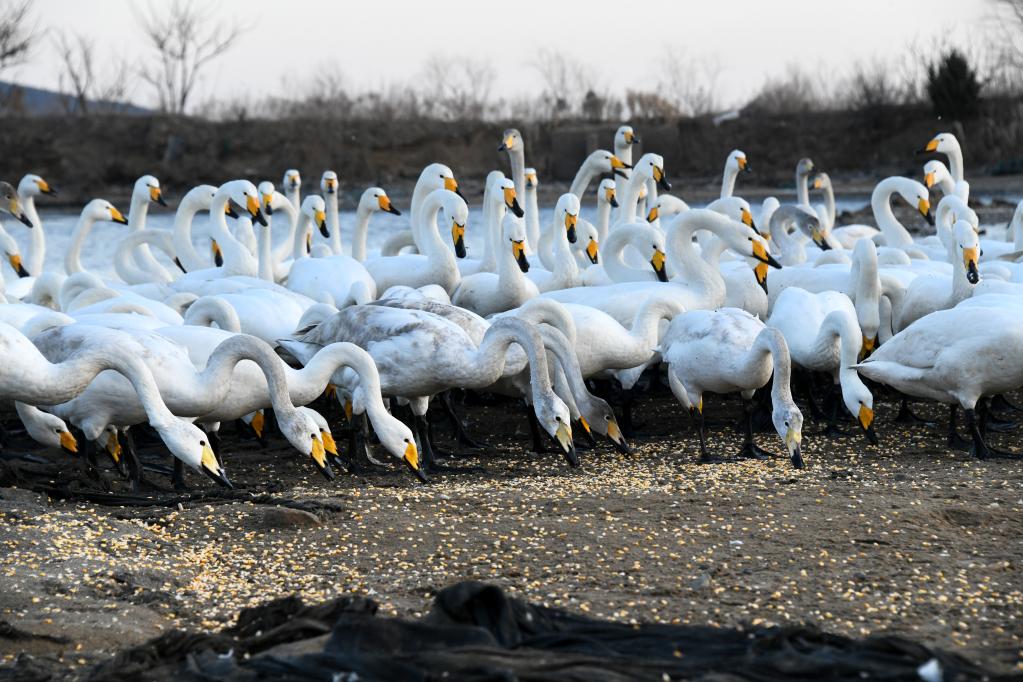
[555,416,562,422]
[199,440,206,446]
[404,438,410,443]
[784,421,789,427]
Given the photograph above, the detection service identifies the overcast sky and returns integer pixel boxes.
[14,0,993,111]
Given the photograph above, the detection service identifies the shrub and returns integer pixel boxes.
[926,49,981,121]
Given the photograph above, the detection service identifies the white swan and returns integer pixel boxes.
[527,194,583,292]
[568,149,629,199]
[659,307,804,467]
[894,220,979,332]
[170,185,219,273]
[17,174,57,276]
[523,168,541,253]
[0,322,227,485]
[720,149,750,199]
[767,288,877,442]
[379,163,463,257]
[834,176,932,252]
[282,169,302,211]
[854,305,1023,459]
[364,189,467,295]
[582,221,667,285]
[320,170,343,254]
[452,214,536,316]
[64,200,130,275]
[124,175,170,278]
[614,153,670,226]
[351,187,402,261]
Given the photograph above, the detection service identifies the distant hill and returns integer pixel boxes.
[0,80,151,116]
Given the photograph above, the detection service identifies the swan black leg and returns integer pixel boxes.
[525,403,550,454]
[123,429,144,492]
[737,398,774,460]
[894,396,934,426]
[697,407,722,464]
[990,393,1023,414]
[441,391,489,449]
[946,405,971,450]
[821,384,851,438]
[347,413,385,475]
[979,397,1016,433]
[172,457,188,492]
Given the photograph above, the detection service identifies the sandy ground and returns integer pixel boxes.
[1,384,1021,678]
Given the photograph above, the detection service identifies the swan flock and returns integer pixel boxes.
[0,126,1019,492]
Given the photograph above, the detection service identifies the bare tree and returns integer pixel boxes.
[990,0,1023,65]
[54,31,134,115]
[0,0,33,73]
[530,49,594,120]
[420,55,495,120]
[135,0,248,115]
[657,47,721,117]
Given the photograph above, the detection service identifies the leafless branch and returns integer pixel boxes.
[0,0,34,72]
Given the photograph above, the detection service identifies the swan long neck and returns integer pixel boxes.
[569,160,595,199]
[603,226,650,282]
[948,241,975,303]
[183,297,242,332]
[823,183,836,227]
[871,179,913,248]
[514,298,578,345]
[210,194,256,274]
[851,244,881,337]
[292,211,311,260]
[508,148,526,199]
[467,318,552,398]
[536,325,592,412]
[631,296,684,350]
[114,232,175,284]
[257,222,274,281]
[64,211,101,275]
[201,335,300,422]
[172,201,207,272]
[325,191,342,254]
[549,217,580,286]
[665,212,725,302]
[481,193,507,273]
[616,171,650,226]
[271,197,299,264]
[351,202,373,261]
[524,185,540,252]
[721,166,737,199]
[595,196,612,244]
[20,193,44,274]
[814,310,857,377]
[287,343,365,406]
[416,198,458,277]
[796,169,810,207]
[748,327,794,408]
[1012,205,1023,251]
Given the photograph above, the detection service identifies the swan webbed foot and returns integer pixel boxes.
[441,390,490,450]
[737,441,774,460]
[990,393,1023,414]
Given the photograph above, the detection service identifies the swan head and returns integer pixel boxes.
[578,220,599,264]
[772,403,804,469]
[598,178,618,208]
[728,149,750,174]
[894,178,934,226]
[918,132,960,156]
[419,163,463,200]
[922,159,952,192]
[182,184,217,214]
[647,194,689,223]
[85,198,128,226]
[524,168,538,190]
[134,175,167,207]
[300,195,328,238]
[808,171,831,193]
[504,214,530,272]
[19,407,77,455]
[0,181,32,227]
[554,193,581,244]
[19,173,57,198]
[708,196,758,234]
[349,384,426,482]
[634,225,668,281]
[296,406,346,472]
[841,376,878,445]
[362,187,401,216]
[578,395,630,454]
[635,153,670,191]
[954,219,981,285]
[277,408,335,480]
[497,128,523,153]
[589,150,631,178]
[795,158,815,178]
[283,169,301,191]
[320,170,338,195]
[435,189,469,257]
[494,177,524,218]
[0,230,28,277]
[537,393,577,467]
[615,125,639,147]
[157,419,232,488]
[257,181,276,215]
[218,179,267,226]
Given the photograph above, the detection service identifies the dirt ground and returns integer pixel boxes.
[1,383,1021,679]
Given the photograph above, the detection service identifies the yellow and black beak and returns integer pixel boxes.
[650,248,668,282]
[606,187,619,208]
[652,165,671,191]
[8,253,29,278]
[624,130,638,144]
[173,257,186,273]
[917,137,940,154]
[918,198,934,226]
[552,421,579,467]
[246,195,268,226]
[963,246,980,284]
[378,194,402,215]
[740,207,756,231]
[103,430,124,473]
[149,186,168,207]
[310,435,335,480]
[610,155,631,178]
[738,156,751,173]
[315,209,329,238]
[859,334,877,361]
[497,134,516,152]
[444,175,466,201]
[36,179,57,196]
[647,206,659,223]
[200,443,233,489]
[858,404,878,445]
[225,203,239,219]
[924,171,936,189]
[754,262,769,295]
[512,239,529,272]
[451,221,466,258]
[262,193,274,216]
[585,238,599,264]
[109,206,128,225]
[752,239,782,269]
[504,187,524,218]
[404,440,429,483]
[786,428,803,469]
[606,418,631,454]
[565,213,577,244]
[525,172,538,189]
[59,430,78,455]
[324,178,338,194]
[811,227,832,251]
[249,409,265,441]
[211,239,224,267]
